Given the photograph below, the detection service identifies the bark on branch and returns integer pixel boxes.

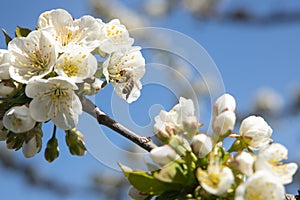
[80,96,157,152]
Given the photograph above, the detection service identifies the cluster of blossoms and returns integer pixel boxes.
[0,9,145,160]
[121,94,298,200]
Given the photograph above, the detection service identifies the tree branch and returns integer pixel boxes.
[79,96,157,152]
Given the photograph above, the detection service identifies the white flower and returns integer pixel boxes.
[38,9,102,52]
[0,49,11,80]
[99,19,134,54]
[103,46,145,103]
[197,155,234,196]
[3,105,36,133]
[255,143,298,184]
[22,135,39,158]
[213,93,236,117]
[157,97,199,139]
[235,170,285,200]
[150,145,179,166]
[212,110,236,137]
[8,30,57,83]
[154,97,198,140]
[55,46,97,83]
[25,77,82,130]
[191,133,213,158]
[235,151,254,176]
[239,116,273,150]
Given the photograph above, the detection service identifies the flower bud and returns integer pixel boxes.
[234,151,254,176]
[191,133,213,158]
[0,80,19,97]
[22,126,42,158]
[3,105,36,133]
[213,93,236,117]
[22,135,39,158]
[44,137,59,162]
[239,116,272,150]
[65,128,86,156]
[212,110,236,137]
[150,145,179,166]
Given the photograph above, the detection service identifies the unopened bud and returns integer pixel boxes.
[191,133,213,158]
[213,94,236,117]
[65,128,86,156]
[212,110,236,137]
[44,137,59,162]
[22,135,38,158]
[150,145,179,166]
[0,80,19,97]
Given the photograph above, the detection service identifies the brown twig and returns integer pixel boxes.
[80,96,157,152]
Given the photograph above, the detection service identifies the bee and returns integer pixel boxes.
[115,69,140,100]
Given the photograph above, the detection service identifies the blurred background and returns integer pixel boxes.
[0,0,300,199]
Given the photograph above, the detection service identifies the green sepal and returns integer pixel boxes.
[228,139,247,153]
[2,28,12,46]
[15,26,31,37]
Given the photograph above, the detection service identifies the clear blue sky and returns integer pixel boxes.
[0,0,300,199]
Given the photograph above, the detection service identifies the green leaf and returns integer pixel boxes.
[2,29,12,46]
[15,26,31,37]
[119,163,181,195]
[153,162,186,184]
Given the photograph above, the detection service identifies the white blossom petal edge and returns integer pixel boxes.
[25,77,82,130]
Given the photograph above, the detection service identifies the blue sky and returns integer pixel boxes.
[0,0,300,199]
